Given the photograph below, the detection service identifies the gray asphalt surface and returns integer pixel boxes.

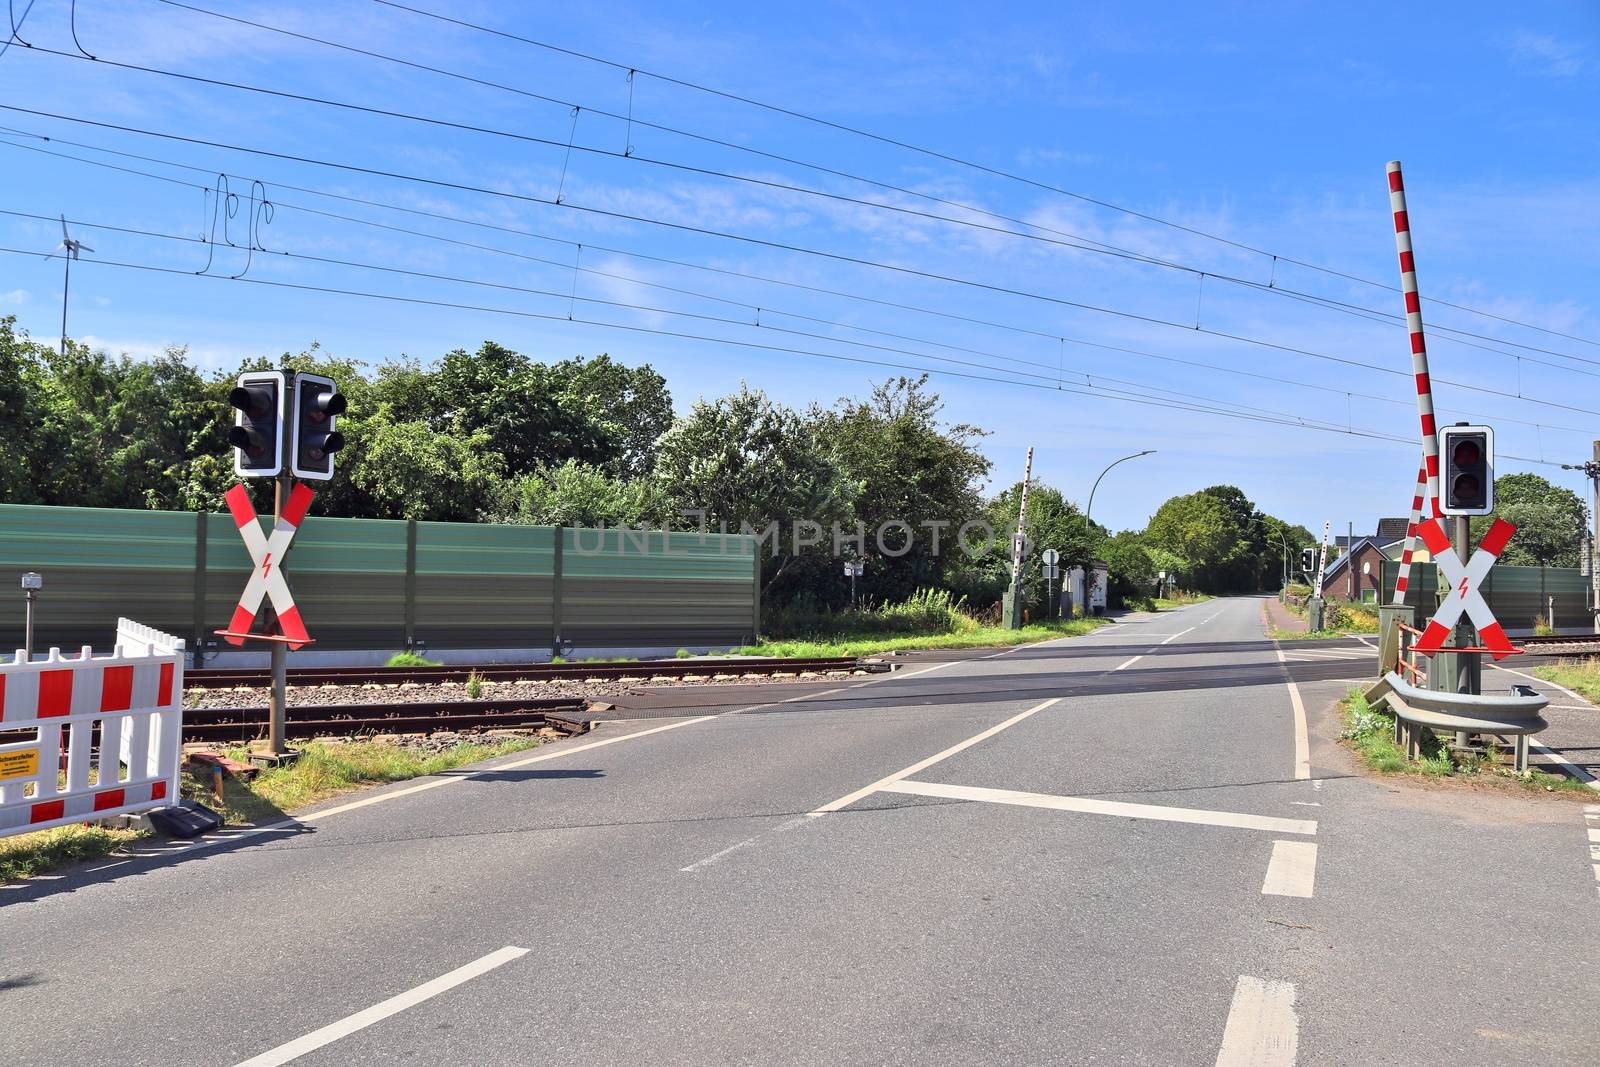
[3,596,1596,1065]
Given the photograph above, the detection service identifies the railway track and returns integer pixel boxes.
[181,696,587,743]
[186,655,876,689]
[1512,634,1600,656]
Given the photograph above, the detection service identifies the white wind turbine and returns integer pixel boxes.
[45,214,94,355]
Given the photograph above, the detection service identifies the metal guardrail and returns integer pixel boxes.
[1366,670,1549,772]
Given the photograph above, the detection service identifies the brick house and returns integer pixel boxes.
[1323,518,1413,602]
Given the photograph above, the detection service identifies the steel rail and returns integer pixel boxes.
[181,696,586,742]
[187,655,872,689]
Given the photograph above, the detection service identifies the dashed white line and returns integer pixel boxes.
[1159,626,1196,645]
[810,697,1061,815]
[679,815,811,873]
[232,945,529,1066]
[1114,655,1145,671]
[1260,841,1318,898]
[878,780,1317,835]
[1215,975,1299,1067]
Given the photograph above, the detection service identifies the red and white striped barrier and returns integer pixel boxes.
[1387,161,1444,524]
[1414,518,1518,659]
[0,618,185,839]
[222,481,314,648]
[1391,458,1428,604]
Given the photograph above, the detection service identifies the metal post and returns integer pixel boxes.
[1347,520,1355,601]
[268,473,289,756]
[1453,514,1479,696]
[1592,441,1600,633]
[1002,447,1034,629]
[23,589,35,660]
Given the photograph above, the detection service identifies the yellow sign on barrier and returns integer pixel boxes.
[0,748,40,782]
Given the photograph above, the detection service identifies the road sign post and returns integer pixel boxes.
[843,560,863,609]
[1041,549,1059,619]
[20,572,41,661]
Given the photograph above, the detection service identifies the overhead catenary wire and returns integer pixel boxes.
[6,240,1542,461]
[0,204,1361,429]
[4,132,1597,442]
[3,124,1597,437]
[25,30,1599,371]
[365,0,1600,351]
[5,103,1600,424]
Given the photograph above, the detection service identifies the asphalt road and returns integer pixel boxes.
[3,596,1597,1065]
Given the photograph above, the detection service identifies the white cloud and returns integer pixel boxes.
[0,288,27,305]
[1510,31,1592,78]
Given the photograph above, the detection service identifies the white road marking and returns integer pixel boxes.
[1260,841,1318,898]
[1283,648,1367,659]
[1528,741,1600,791]
[1159,626,1196,645]
[232,945,529,1066]
[1489,661,1588,704]
[810,698,1061,814]
[1203,610,1224,623]
[780,687,844,703]
[1114,655,1144,671]
[878,780,1317,835]
[679,815,811,873]
[1274,646,1312,781]
[1214,975,1299,1067]
[1288,802,1321,807]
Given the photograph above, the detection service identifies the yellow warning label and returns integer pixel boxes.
[0,748,40,782]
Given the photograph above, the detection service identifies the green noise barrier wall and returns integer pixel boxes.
[0,503,758,654]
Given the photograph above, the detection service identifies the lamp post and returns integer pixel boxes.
[1077,450,1154,617]
[20,572,41,660]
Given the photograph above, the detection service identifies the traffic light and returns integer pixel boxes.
[289,372,346,480]
[228,370,284,477]
[1439,424,1494,516]
[1300,548,1316,575]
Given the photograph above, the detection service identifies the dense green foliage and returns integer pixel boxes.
[1470,472,1585,567]
[2,318,1311,613]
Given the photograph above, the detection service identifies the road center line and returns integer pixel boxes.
[1159,626,1196,645]
[878,780,1317,835]
[679,814,812,873]
[1214,975,1299,1067]
[1114,654,1145,671]
[1260,841,1318,898]
[232,945,529,1066]
[1274,646,1312,781]
[810,697,1061,814]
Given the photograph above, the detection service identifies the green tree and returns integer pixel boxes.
[1144,491,1234,588]
[653,385,853,595]
[491,459,665,528]
[1470,472,1585,567]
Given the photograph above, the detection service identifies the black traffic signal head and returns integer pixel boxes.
[1439,424,1494,516]
[228,371,284,476]
[289,372,346,480]
[1301,548,1316,574]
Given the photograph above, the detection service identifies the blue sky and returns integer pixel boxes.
[1,0,1596,536]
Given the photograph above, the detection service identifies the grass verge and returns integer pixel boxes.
[200,736,547,825]
[3,734,547,885]
[1338,686,1590,793]
[0,823,147,883]
[732,617,1112,658]
[1154,594,1213,610]
[1532,659,1600,705]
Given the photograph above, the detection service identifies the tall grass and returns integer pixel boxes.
[763,588,973,640]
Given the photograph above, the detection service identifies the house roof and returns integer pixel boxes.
[1375,517,1410,542]
[1322,536,1387,580]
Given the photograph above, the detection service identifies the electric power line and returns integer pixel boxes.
[6,103,1600,425]
[365,0,1600,351]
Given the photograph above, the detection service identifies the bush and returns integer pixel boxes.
[764,588,974,639]
[385,652,442,667]
[1533,613,1556,637]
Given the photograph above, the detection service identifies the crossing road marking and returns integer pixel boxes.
[1274,646,1312,780]
[810,698,1061,814]
[1215,975,1299,1067]
[1260,841,1318,898]
[877,780,1317,835]
[232,945,529,1066]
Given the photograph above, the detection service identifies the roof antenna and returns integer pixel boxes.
[44,213,94,355]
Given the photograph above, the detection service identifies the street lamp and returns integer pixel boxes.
[1085,450,1156,531]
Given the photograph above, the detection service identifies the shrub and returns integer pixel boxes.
[385,651,442,668]
[1533,613,1556,637]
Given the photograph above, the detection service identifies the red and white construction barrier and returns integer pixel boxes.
[1387,162,1445,605]
[0,619,185,839]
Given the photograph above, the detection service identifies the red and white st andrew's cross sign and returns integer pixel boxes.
[220,482,315,649]
[1412,516,1517,660]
